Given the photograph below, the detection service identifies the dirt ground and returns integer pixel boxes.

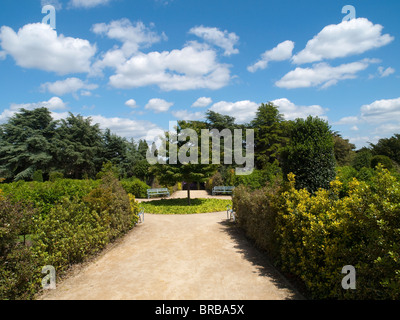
[38,192,303,300]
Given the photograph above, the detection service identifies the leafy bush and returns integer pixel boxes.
[0,173,140,300]
[234,165,400,299]
[0,199,38,300]
[233,181,281,260]
[281,116,336,193]
[120,178,150,198]
[49,171,64,182]
[371,155,393,170]
[352,148,372,170]
[276,166,400,299]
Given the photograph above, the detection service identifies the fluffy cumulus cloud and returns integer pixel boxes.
[275,59,377,89]
[41,77,98,96]
[191,97,213,108]
[248,40,295,72]
[108,42,231,91]
[189,26,239,56]
[292,18,394,64]
[69,0,113,8]
[0,23,96,75]
[0,97,67,123]
[92,19,164,57]
[145,98,173,113]
[125,99,138,108]
[209,100,259,123]
[271,98,328,120]
[360,97,400,123]
[89,114,161,140]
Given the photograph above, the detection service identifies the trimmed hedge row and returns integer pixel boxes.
[0,173,139,300]
[233,166,400,299]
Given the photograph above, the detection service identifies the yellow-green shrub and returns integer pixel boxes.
[276,166,400,299]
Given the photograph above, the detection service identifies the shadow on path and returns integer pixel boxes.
[218,220,305,300]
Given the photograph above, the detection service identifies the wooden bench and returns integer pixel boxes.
[147,188,170,199]
[212,186,235,195]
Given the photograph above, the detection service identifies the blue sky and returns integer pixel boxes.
[1,0,399,148]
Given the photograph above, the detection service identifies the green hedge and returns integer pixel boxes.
[233,166,400,299]
[0,173,139,300]
[120,178,150,198]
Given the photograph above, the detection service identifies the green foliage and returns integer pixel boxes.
[370,134,400,165]
[141,198,232,214]
[234,166,400,299]
[233,182,281,260]
[251,103,287,168]
[120,178,150,198]
[0,174,139,300]
[32,170,43,182]
[333,133,356,166]
[49,171,64,182]
[351,148,372,171]
[132,159,151,182]
[281,116,336,193]
[371,155,393,170]
[0,198,38,300]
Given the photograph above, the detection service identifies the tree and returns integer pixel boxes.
[0,108,58,181]
[54,113,103,179]
[332,132,356,166]
[352,147,373,171]
[150,121,217,205]
[281,116,336,193]
[370,134,400,165]
[250,103,287,169]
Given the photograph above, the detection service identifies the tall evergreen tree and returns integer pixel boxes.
[54,113,103,179]
[0,108,58,181]
[251,103,288,169]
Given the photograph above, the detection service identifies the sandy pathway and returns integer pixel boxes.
[39,208,302,300]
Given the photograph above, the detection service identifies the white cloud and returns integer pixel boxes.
[108,42,231,91]
[335,116,359,125]
[172,110,205,121]
[0,23,96,75]
[248,40,295,73]
[378,66,395,78]
[292,18,394,64]
[0,51,6,60]
[69,0,113,8]
[192,97,213,108]
[0,97,67,123]
[275,59,375,89]
[360,97,400,123]
[92,19,164,57]
[145,98,173,113]
[351,126,359,131]
[89,114,161,141]
[189,26,239,56]
[125,99,138,108]
[271,98,328,120]
[41,0,62,10]
[10,96,67,111]
[209,100,259,123]
[41,77,98,96]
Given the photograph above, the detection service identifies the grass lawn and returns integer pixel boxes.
[140,198,232,214]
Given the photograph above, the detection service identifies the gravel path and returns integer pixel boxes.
[39,193,303,300]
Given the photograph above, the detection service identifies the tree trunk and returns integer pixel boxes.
[187,182,191,206]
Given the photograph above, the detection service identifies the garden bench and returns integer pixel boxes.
[226,204,236,222]
[212,186,235,195]
[147,188,170,199]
